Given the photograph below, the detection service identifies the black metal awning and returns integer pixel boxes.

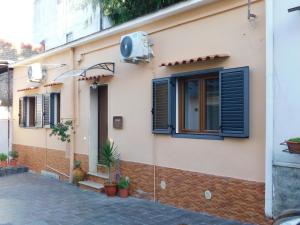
[54,62,115,82]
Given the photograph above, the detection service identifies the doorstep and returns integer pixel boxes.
[78,180,104,193]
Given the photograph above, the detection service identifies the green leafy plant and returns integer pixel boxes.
[288,137,300,143]
[80,0,187,26]
[100,139,119,185]
[50,120,73,143]
[8,150,18,159]
[74,160,81,169]
[0,153,8,162]
[118,177,129,189]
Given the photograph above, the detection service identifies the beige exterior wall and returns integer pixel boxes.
[13,0,266,182]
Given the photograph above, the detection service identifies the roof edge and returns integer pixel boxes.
[12,0,217,67]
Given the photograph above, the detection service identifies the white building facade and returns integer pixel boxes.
[266,0,300,217]
[33,0,110,50]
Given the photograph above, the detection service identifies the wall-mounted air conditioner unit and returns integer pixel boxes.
[120,31,153,64]
[27,63,47,83]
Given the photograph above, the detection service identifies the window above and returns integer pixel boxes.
[152,67,249,139]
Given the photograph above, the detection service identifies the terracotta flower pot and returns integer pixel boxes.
[119,188,129,198]
[287,141,300,154]
[105,183,117,197]
[72,167,85,185]
[0,161,7,168]
[9,159,17,167]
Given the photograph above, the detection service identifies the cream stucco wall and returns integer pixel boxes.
[13,0,266,182]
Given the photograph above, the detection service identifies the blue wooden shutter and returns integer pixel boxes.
[19,97,26,127]
[152,78,174,134]
[220,67,249,138]
[43,94,51,128]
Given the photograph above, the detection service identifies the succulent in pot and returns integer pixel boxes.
[72,160,85,185]
[101,139,119,197]
[0,153,8,168]
[286,137,300,154]
[8,150,18,167]
[118,177,130,198]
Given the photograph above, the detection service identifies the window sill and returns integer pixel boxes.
[172,133,224,140]
[19,127,43,129]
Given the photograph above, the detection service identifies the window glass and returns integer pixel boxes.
[53,93,61,125]
[184,79,200,131]
[28,97,36,127]
[205,78,219,130]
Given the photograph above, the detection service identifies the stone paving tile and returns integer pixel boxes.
[0,173,254,225]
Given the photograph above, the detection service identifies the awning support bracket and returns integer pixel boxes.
[81,62,115,77]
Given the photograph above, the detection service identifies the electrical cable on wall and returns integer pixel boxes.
[248,0,257,20]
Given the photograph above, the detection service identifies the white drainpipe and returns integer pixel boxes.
[265,0,274,218]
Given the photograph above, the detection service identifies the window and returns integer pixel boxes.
[19,95,43,128]
[152,67,249,139]
[178,74,219,134]
[66,32,73,43]
[19,93,61,128]
[43,93,61,128]
[27,97,36,127]
[52,93,61,125]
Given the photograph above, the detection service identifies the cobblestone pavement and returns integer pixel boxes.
[0,173,253,225]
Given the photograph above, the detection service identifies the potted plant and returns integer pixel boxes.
[118,177,129,198]
[8,150,18,167]
[101,139,119,197]
[72,160,85,185]
[0,153,8,168]
[286,137,300,154]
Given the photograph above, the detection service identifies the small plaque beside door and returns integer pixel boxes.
[113,116,123,129]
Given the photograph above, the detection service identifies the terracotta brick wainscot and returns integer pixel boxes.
[14,145,271,225]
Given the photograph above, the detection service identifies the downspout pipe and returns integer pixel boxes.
[265,0,274,218]
[69,48,76,183]
[7,65,11,155]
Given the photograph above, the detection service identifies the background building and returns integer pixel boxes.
[0,40,42,154]
[266,0,300,217]
[33,0,110,50]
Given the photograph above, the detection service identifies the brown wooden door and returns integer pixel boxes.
[98,85,108,162]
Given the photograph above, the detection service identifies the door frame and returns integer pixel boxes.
[89,87,99,173]
[89,84,109,173]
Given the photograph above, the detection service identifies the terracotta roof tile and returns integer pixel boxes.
[44,82,63,87]
[160,54,230,67]
[17,87,39,92]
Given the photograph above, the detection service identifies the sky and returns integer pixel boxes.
[0,0,34,44]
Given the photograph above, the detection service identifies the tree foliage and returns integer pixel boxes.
[82,0,187,26]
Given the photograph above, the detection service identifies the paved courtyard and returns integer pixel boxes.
[0,173,253,225]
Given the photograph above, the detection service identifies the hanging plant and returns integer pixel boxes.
[50,120,73,143]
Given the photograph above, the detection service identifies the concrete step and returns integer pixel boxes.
[79,181,104,193]
[87,171,108,184]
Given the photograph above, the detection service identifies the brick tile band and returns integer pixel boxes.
[13,144,271,225]
[13,144,89,179]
